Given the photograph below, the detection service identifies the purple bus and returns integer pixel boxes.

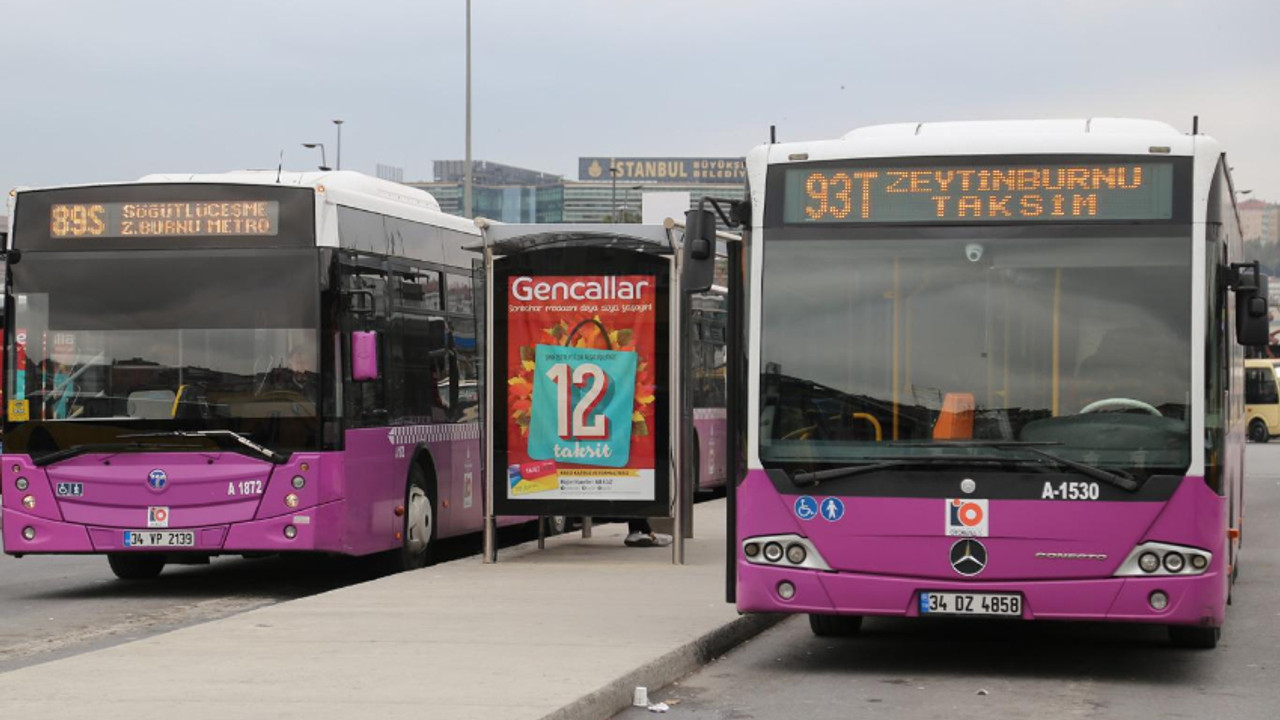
[3,171,499,578]
[729,119,1265,649]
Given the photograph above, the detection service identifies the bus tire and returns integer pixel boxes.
[398,462,436,571]
[107,553,166,580]
[808,613,862,637]
[1248,419,1269,443]
[1168,624,1219,649]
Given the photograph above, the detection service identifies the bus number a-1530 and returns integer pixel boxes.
[1041,481,1100,500]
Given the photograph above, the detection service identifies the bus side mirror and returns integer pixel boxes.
[1236,272,1270,348]
[352,331,379,381]
[682,208,716,294]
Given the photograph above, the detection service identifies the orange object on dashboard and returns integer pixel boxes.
[933,393,975,440]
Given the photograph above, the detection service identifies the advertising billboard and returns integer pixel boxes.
[492,247,670,517]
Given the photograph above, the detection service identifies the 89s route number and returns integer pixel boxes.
[1041,481,1100,500]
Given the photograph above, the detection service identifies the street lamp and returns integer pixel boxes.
[624,184,642,223]
[333,120,344,170]
[464,0,473,218]
[301,143,331,171]
[610,165,619,222]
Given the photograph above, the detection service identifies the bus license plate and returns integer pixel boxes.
[123,530,196,548]
[920,591,1022,617]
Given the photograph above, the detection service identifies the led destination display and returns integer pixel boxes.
[49,200,280,238]
[783,162,1174,224]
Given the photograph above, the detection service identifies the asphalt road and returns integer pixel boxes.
[0,521,542,673]
[615,446,1280,720]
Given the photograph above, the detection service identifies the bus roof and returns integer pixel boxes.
[14,170,479,238]
[763,117,1203,164]
[139,169,446,212]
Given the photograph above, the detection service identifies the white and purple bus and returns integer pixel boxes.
[3,171,494,578]
[730,119,1265,648]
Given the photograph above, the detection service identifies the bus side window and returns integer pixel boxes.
[340,256,390,426]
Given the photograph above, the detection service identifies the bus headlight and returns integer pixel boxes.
[291,475,306,489]
[283,525,298,539]
[15,477,29,491]
[1116,542,1211,577]
[742,534,831,571]
[284,493,300,509]
[786,544,807,565]
[21,495,36,510]
[22,526,35,541]
[762,542,784,563]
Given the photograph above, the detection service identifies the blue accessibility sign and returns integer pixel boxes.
[820,497,845,522]
[793,495,819,521]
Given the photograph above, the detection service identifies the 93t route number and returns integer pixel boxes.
[1041,481,1100,500]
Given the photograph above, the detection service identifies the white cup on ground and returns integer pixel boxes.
[633,686,649,707]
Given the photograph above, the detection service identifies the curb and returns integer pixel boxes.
[539,612,785,720]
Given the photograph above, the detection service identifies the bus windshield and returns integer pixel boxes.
[760,231,1192,480]
[5,248,321,455]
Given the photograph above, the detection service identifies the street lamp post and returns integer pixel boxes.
[464,0,473,218]
[333,120,344,170]
[301,143,331,171]
[610,165,619,222]
[626,184,642,223]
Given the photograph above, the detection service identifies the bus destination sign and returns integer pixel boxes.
[49,200,280,238]
[783,162,1174,224]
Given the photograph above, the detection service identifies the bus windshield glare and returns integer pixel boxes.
[5,249,320,455]
[760,232,1191,480]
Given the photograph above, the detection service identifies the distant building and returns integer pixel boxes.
[408,158,745,226]
[1240,199,1279,245]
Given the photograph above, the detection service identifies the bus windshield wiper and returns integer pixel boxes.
[121,430,287,464]
[791,455,1038,487]
[32,442,202,467]
[908,441,1139,492]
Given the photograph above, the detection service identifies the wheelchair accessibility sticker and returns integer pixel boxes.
[794,495,818,521]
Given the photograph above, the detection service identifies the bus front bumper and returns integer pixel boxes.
[736,562,1226,628]
[2,502,346,555]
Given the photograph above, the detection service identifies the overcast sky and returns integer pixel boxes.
[3,0,1279,202]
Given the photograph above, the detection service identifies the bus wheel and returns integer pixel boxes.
[1168,624,1220,649]
[808,613,862,637]
[1248,419,1269,443]
[107,553,165,580]
[398,463,436,571]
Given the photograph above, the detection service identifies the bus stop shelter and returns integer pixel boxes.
[472,222,699,564]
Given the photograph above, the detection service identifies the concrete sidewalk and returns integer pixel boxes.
[0,499,776,720]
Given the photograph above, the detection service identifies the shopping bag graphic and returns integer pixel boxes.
[528,344,637,468]
[508,460,560,496]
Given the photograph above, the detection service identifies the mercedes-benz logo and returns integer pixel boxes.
[960,478,976,494]
[950,539,987,576]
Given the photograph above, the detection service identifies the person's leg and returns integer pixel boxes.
[624,518,671,547]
